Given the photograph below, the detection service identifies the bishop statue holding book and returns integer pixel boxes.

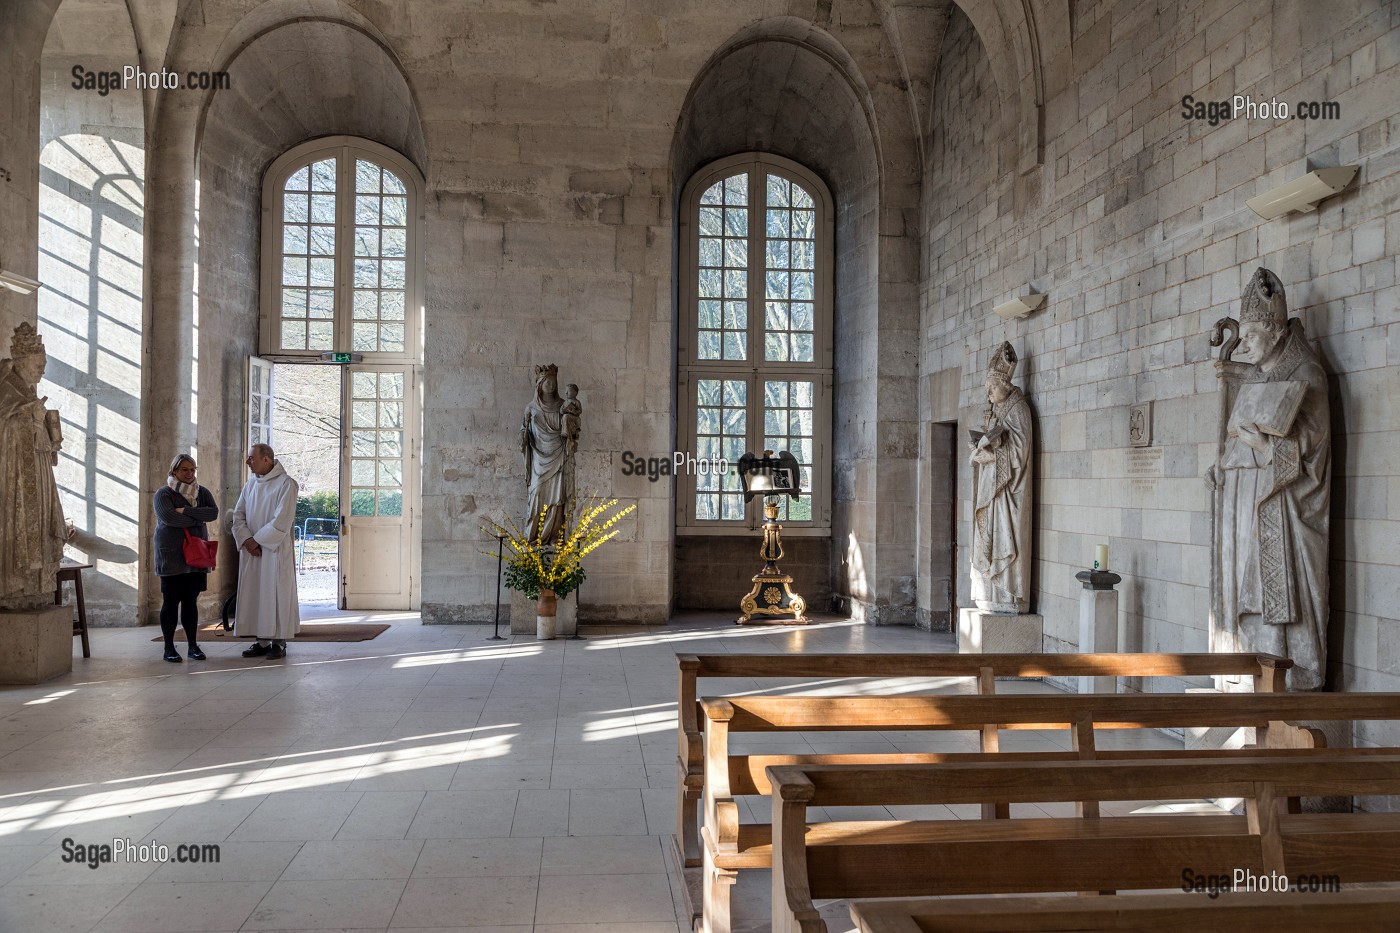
[1206,268,1331,691]
[969,341,1033,614]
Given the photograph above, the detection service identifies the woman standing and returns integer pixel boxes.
[154,454,219,662]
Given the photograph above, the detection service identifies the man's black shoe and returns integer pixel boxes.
[242,642,269,658]
[187,645,206,661]
[163,648,182,662]
[266,643,286,660]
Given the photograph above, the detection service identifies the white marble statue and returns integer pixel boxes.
[0,323,68,611]
[1206,268,1330,691]
[520,364,579,545]
[969,341,1033,613]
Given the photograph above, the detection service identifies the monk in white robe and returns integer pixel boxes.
[231,444,300,656]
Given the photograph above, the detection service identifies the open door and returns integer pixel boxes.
[247,357,275,449]
[340,364,417,609]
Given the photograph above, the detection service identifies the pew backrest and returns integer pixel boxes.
[848,891,1400,933]
[771,755,1400,933]
[674,651,1289,867]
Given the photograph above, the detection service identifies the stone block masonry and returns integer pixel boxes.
[921,0,1400,744]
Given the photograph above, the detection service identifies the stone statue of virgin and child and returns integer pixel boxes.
[520,364,581,545]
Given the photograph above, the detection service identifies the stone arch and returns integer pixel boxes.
[192,0,427,176]
[135,1,427,621]
[873,0,1054,171]
[671,13,924,622]
[193,13,427,529]
[37,0,147,624]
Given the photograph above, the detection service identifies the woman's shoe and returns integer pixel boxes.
[163,648,182,662]
[187,645,206,661]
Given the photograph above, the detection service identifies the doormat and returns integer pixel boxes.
[153,622,390,642]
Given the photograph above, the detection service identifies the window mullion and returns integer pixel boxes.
[747,168,762,529]
[335,147,353,352]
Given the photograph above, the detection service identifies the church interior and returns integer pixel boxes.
[2,0,1400,929]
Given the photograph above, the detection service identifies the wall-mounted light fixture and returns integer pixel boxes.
[1246,166,1357,220]
[0,269,41,295]
[993,292,1045,321]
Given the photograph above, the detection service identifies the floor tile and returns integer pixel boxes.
[90,880,273,932]
[541,835,664,875]
[0,882,135,933]
[226,791,360,841]
[535,873,676,924]
[243,878,407,929]
[412,837,542,877]
[390,875,538,927]
[281,838,425,880]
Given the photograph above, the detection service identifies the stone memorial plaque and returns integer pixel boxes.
[1126,446,1163,494]
[1128,401,1152,447]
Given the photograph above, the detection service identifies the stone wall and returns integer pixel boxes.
[921,1,1400,727]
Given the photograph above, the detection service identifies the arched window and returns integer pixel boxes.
[677,154,833,532]
[260,137,423,360]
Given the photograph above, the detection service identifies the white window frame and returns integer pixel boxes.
[260,136,425,363]
[677,153,834,535]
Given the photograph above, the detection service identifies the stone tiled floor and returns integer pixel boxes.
[0,611,1198,932]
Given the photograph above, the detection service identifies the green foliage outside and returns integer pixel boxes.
[296,490,340,524]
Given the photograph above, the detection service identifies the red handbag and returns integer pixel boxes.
[183,530,218,570]
[170,489,218,570]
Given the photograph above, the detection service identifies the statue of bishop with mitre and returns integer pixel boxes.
[1206,268,1331,691]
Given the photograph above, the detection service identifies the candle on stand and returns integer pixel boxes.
[1094,544,1109,571]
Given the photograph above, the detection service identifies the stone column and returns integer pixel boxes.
[136,95,201,624]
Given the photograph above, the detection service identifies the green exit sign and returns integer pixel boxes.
[320,352,363,364]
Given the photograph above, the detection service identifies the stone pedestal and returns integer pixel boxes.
[1075,569,1121,694]
[510,590,576,637]
[958,609,1043,653]
[0,605,73,684]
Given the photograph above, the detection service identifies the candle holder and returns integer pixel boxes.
[1075,568,1122,590]
[735,450,808,625]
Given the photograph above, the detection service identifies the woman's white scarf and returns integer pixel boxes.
[166,475,200,507]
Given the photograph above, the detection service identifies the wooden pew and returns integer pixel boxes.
[848,891,1400,933]
[699,691,1400,933]
[769,756,1400,933]
[675,651,1288,869]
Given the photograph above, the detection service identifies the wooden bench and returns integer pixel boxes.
[848,891,1400,932]
[770,756,1400,932]
[675,651,1288,868]
[698,691,1400,933]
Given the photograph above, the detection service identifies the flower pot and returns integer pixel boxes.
[536,588,557,640]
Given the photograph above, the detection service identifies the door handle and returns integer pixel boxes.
[340,514,346,535]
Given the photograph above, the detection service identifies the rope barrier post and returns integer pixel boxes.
[488,534,506,640]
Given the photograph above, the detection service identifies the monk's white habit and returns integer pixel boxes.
[231,460,301,641]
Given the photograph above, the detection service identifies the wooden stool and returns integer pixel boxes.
[55,559,93,658]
